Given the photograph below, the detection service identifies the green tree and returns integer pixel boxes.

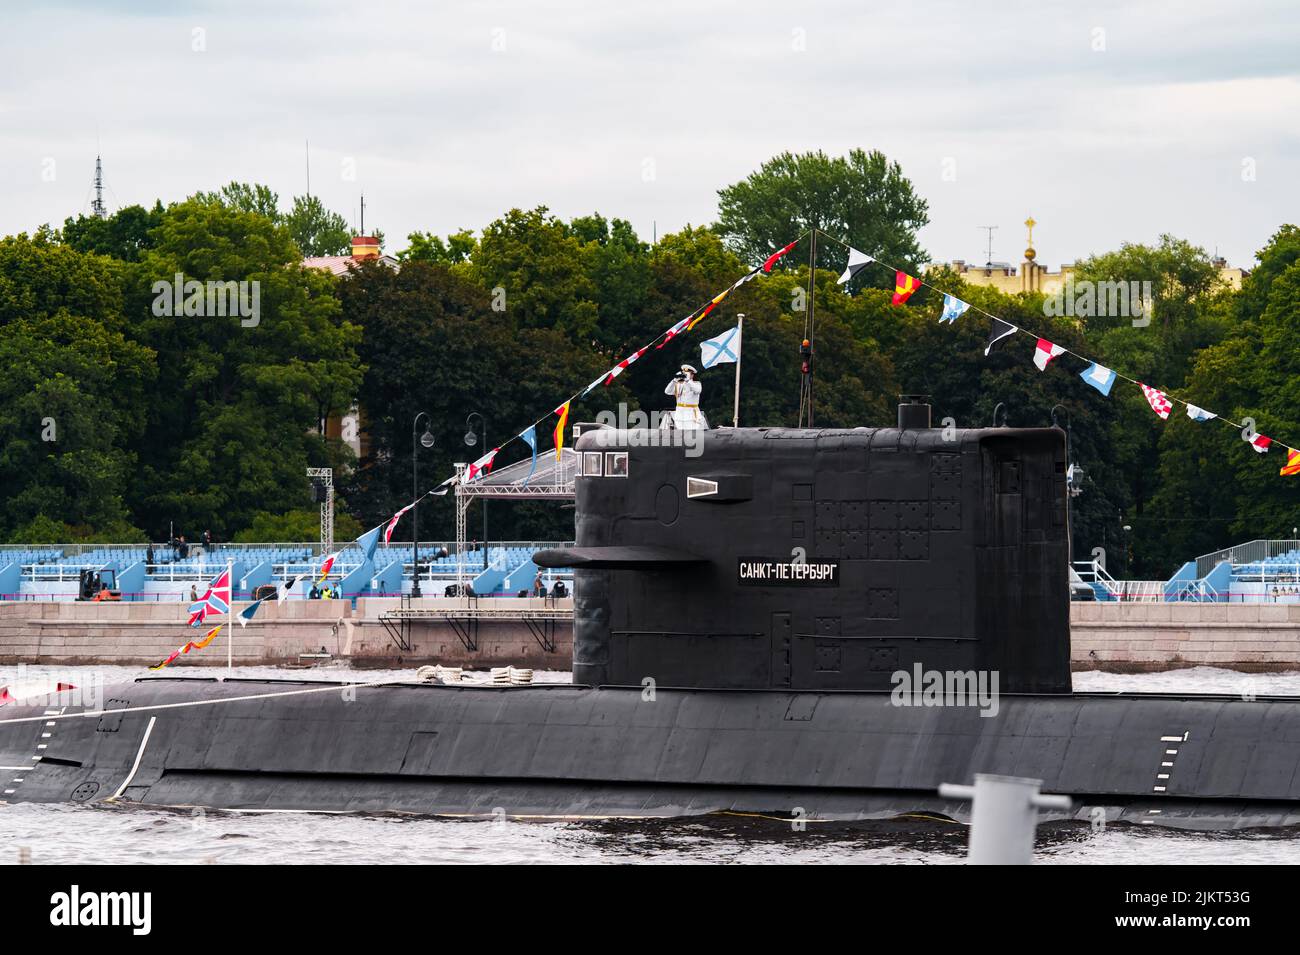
[285,194,352,256]
[1141,226,1300,571]
[652,225,744,288]
[124,200,363,539]
[400,228,477,265]
[468,206,600,338]
[233,507,362,543]
[342,259,607,540]
[190,183,355,258]
[0,235,155,540]
[62,202,164,262]
[716,149,929,277]
[191,182,282,220]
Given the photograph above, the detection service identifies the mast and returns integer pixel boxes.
[799,230,817,428]
[733,313,744,428]
[91,155,107,219]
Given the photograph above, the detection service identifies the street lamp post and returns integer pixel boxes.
[411,411,434,598]
[464,412,489,570]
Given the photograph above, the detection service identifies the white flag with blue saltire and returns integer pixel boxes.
[1079,361,1117,397]
[700,324,742,369]
[939,294,970,324]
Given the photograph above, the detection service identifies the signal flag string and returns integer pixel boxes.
[814,228,1300,463]
[433,231,812,492]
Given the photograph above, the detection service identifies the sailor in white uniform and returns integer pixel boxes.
[663,364,708,430]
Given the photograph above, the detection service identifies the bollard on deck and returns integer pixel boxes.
[938,774,1072,864]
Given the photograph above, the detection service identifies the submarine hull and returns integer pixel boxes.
[4,677,1300,830]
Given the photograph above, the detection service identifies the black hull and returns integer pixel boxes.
[3,677,1300,830]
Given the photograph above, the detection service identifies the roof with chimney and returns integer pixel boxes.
[302,235,400,276]
[302,254,400,276]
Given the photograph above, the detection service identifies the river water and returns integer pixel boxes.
[2,664,1299,864]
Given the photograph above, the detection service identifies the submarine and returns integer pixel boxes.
[3,401,1300,830]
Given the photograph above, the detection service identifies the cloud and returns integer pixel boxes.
[0,0,1296,268]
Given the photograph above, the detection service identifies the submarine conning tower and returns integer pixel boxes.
[536,407,1071,694]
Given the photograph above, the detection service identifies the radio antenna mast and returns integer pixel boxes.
[91,155,107,219]
[979,225,998,268]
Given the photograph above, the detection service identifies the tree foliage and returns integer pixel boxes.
[285,195,352,256]
[2,154,1296,579]
[717,149,930,278]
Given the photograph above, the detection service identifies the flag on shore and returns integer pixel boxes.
[465,447,499,482]
[1139,384,1173,420]
[520,425,538,486]
[384,502,417,545]
[151,625,223,670]
[316,552,337,583]
[656,316,691,349]
[1080,362,1117,397]
[763,240,798,273]
[604,347,647,385]
[939,294,970,324]
[985,318,1017,356]
[689,286,735,330]
[892,271,922,305]
[1033,338,1066,371]
[553,401,571,461]
[837,247,874,285]
[236,599,265,628]
[356,523,382,563]
[187,568,230,626]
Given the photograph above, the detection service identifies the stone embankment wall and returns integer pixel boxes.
[1070,602,1300,672]
[0,597,573,670]
[3,600,1297,673]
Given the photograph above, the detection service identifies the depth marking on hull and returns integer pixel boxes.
[1153,731,1188,794]
[5,706,64,797]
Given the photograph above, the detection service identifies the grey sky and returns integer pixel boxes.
[1,0,1296,270]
